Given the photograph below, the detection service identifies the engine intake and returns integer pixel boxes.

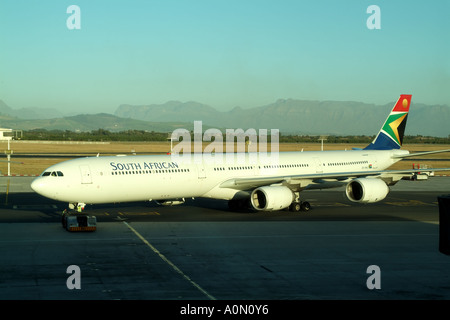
[345,178,389,203]
[250,186,294,211]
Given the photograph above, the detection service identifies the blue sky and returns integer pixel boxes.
[0,0,449,114]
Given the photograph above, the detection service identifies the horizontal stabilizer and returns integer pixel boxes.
[392,149,450,159]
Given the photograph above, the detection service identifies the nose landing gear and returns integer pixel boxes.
[68,202,86,213]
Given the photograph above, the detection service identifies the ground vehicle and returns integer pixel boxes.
[62,212,97,232]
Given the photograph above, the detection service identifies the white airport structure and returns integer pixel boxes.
[0,128,13,141]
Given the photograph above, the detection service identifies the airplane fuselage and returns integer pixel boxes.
[30,149,408,205]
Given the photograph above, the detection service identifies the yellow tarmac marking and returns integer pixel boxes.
[123,221,216,301]
[385,200,435,206]
[114,211,160,216]
[315,203,350,207]
[126,211,160,216]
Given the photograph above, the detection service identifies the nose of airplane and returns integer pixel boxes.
[30,178,45,195]
[31,176,65,202]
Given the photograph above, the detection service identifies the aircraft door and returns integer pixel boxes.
[197,164,206,179]
[79,165,93,184]
[313,157,323,173]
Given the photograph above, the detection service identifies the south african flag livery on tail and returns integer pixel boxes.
[365,94,412,150]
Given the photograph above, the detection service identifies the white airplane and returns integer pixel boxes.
[31,94,450,212]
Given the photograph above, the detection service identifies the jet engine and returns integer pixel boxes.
[250,186,294,211]
[345,178,389,203]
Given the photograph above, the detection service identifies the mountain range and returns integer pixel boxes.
[115,99,450,137]
[0,99,449,137]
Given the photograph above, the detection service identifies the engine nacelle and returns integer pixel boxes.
[250,186,294,211]
[345,178,389,203]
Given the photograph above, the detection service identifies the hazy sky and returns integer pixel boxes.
[0,0,449,114]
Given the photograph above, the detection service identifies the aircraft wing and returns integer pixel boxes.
[219,167,450,190]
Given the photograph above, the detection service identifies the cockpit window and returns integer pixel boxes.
[42,171,64,177]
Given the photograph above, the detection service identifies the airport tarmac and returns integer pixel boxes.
[0,177,449,303]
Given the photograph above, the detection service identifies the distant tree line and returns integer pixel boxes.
[20,129,450,144]
[22,129,168,142]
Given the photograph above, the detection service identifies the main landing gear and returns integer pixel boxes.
[289,191,311,212]
[288,201,311,212]
[227,199,311,212]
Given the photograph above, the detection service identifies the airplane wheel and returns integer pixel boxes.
[289,202,301,212]
[301,201,311,211]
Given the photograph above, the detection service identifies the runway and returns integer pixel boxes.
[0,177,449,303]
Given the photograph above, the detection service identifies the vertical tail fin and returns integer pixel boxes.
[364,94,412,150]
